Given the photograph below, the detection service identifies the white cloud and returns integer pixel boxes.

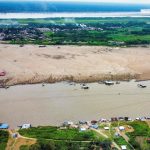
[1,0,150,3]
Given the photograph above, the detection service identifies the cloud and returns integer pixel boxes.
[0,0,150,3]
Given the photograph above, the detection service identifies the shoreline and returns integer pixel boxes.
[0,73,140,87]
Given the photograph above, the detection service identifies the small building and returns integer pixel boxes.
[91,120,97,124]
[79,121,87,125]
[111,117,118,122]
[99,118,107,122]
[124,117,129,121]
[121,145,127,150]
[63,121,74,126]
[12,133,18,138]
[104,127,109,130]
[118,117,124,121]
[90,124,99,129]
[80,127,87,131]
[21,124,31,129]
[0,123,9,129]
[114,132,120,137]
[119,126,125,131]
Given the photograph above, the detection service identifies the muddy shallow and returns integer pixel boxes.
[0,80,150,128]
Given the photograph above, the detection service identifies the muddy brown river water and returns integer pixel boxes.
[0,80,150,128]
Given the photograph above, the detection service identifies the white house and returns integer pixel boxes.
[121,145,127,150]
[119,126,125,131]
[22,124,31,129]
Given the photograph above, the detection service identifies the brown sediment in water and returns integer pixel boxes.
[0,44,150,86]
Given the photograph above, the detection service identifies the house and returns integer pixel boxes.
[119,126,125,131]
[118,117,124,121]
[121,145,127,150]
[99,118,107,122]
[104,127,109,130]
[91,120,97,124]
[79,121,86,124]
[124,117,129,121]
[0,123,9,129]
[21,124,31,129]
[114,132,120,137]
[90,124,99,129]
[111,117,118,122]
[63,121,74,126]
[80,127,87,131]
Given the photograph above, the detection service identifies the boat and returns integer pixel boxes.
[81,85,89,89]
[137,84,147,88]
[104,81,114,85]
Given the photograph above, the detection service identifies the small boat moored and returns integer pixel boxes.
[104,81,114,85]
[81,84,89,89]
[137,84,147,88]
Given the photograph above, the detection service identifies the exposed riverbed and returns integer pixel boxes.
[0,80,150,128]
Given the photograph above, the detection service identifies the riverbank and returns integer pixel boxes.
[0,44,150,86]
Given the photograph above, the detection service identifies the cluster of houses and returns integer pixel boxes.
[61,116,150,132]
[62,120,99,131]
[1,116,150,150]
[0,22,105,43]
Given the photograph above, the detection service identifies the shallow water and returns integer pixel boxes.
[0,80,150,128]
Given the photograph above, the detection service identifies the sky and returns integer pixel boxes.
[0,0,150,4]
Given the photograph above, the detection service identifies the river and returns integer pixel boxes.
[0,80,150,128]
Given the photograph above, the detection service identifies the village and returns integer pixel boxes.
[1,116,150,150]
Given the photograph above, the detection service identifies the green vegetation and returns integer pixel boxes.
[27,139,111,150]
[127,121,150,149]
[1,17,150,46]
[19,126,101,141]
[0,130,9,150]
[19,126,111,150]
[20,145,30,150]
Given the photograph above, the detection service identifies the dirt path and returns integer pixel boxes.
[6,130,36,150]
[92,128,121,150]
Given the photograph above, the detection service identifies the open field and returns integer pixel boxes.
[0,44,150,85]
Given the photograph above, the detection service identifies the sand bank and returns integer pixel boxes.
[0,44,150,86]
